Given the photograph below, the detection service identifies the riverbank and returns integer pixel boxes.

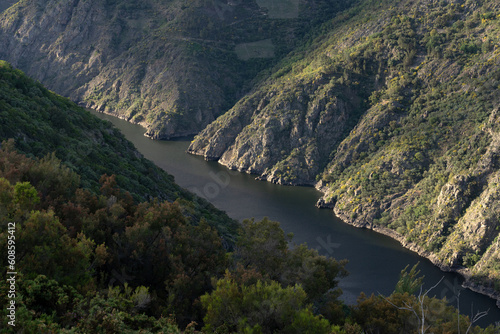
[315,196,500,309]
[90,109,500,325]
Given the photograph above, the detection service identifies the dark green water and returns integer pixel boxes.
[91,110,500,326]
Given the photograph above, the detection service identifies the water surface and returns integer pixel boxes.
[91,110,500,326]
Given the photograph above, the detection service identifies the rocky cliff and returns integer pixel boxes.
[188,70,368,185]
[2,0,500,306]
[0,0,351,139]
[189,0,500,303]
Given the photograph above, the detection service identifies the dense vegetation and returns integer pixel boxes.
[1,0,500,330]
[0,145,499,333]
[189,0,500,301]
[0,59,498,332]
[0,60,237,239]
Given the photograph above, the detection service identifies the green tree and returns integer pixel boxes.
[201,277,332,334]
[25,152,80,209]
[235,217,290,279]
[394,262,424,294]
[234,217,348,319]
[14,210,94,286]
[13,181,40,211]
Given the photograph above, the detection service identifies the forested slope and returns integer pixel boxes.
[2,0,500,327]
[0,60,237,238]
[0,46,498,334]
[0,121,496,333]
[0,148,496,332]
[189,0,500,302]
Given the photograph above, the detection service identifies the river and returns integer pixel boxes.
[91,110,500,327]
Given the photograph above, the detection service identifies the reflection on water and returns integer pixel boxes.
[90,110,500,326]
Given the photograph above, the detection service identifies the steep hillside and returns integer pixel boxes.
[189,0,500,303]
[0,0,351,139]
[0,148,496,332]
[0,60,238,238]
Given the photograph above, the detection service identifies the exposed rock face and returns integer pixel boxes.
[189,77,366,185]
[189,0,500,303]
[3,0,500,306]
[0,0,352,139]
[0,0,231,138]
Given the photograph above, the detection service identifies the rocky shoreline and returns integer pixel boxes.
[90,107,500,310]
[316,195,500,309]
